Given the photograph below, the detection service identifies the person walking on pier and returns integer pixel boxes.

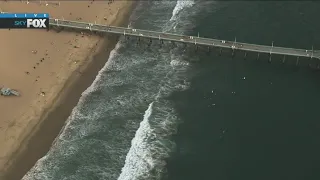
[306,50,310,57]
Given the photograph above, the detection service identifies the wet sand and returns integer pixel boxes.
[0,1,134,179]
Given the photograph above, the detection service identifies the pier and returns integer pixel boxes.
[0,9,318,61]
[49,18,320,61]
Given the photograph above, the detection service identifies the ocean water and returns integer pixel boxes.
[23,1,320,180]
[165,1,320,180]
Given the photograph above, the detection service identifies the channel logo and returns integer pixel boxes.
[0,13,49,29]
[14,19,47,28]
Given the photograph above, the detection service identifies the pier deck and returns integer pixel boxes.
[49,18,319,60]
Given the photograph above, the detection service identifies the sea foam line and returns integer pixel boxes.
[117,102,155,180]
[55,41,124,143]
[170,0,195,21]
[117,1,197,179]
[22,41,124,180]
[117,100,179,180]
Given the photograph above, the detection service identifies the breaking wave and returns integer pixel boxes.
[22,0,215,179]
[117,101,177,180]
[170,0,195,21]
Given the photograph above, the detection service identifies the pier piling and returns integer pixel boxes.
[148,39,152,47]
[244,52,247,60]
[171,41,175,47]
[296,57,299,66]
[282,55,286,64]
[219,48,222,56]
[257,53,260,60]
[159,39,163,47]
[268,54,272,63]
[309,57,312,68]
[309,57,312,67]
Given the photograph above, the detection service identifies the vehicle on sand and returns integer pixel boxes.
[0,87,20,96]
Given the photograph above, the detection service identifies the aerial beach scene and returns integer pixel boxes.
[0,0,134,179]
[0,1,320,180]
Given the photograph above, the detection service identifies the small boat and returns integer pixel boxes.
[1,87,20,96]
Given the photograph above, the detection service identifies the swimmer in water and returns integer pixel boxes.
[222,128,227,134]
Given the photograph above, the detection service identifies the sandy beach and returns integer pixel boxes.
[0,1,134,179]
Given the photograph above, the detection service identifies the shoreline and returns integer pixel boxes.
[3,2,136,180]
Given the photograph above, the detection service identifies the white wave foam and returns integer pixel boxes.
[50,42,124,145]
[116,2,198,177]
[170,0,195,21]
[118,101,178,180]
[117,102,155,180]
[22,41,125,180]
[82,42,123,97]
[170,59,190,67]
[23,0,204,179]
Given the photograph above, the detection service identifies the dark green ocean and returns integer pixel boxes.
[166,1,320,180]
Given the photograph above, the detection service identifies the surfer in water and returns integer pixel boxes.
[219,128,228,141]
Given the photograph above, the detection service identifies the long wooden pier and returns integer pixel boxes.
[1,9,318,60]
[49,18,320,61]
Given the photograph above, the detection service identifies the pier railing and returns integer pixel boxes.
[0,9,318,61]
[48,18,320,61]
[1,10,318,60]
